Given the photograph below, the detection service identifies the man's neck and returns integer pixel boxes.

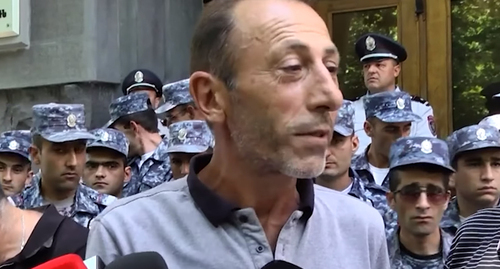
[367,146,389,168]
[399,227,441,256]
[316,171,351,192]
[197,139,299,250]
[141,133,162,155]
[40,177,76,202]
[368,84,397,94]
[457,194,499,218]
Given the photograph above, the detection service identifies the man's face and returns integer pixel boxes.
[0,153,32,196]
[169,152,199,180]
[31,139,87,192]
[130,87,161,109]
[365,118,411,157]
[83,147,130,197]
[388,169,450,237]
[320,133,358,180]
[363,59,400,93]
[454,148,500,207]
[215,0,343,178]
[164,105,199,127]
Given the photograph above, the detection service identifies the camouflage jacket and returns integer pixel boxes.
[440,197,461,236]
[349,168,398,238]
[388,228,453,269]
[351,145,390,190]
[123,137,173,197]
[10,172,116,228]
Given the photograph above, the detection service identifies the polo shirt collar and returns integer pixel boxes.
[187,154,315,227]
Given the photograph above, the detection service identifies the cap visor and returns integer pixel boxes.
[455,141,500,157]
[87,143,127,157]
[167,145,209,154]
[155,103,175,114]
[103,119,116,128]
[0,149,29,160]
[333,126,353,137]
[41,130,95,143]
[390,160,455,173]
[494,93,500,98]
[375,111,422,123]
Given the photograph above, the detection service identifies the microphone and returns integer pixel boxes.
[105,252,168,269]
[32,254,87,269]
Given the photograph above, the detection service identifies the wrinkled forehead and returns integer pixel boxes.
[233,0,332,50]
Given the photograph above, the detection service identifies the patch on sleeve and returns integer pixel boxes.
[411,95,430,106]
[428,115,437,136]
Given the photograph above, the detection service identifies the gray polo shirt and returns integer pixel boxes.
[86,154,390,268]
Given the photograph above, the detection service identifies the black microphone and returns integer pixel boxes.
[105,252,168,269]
[261,260,303,269]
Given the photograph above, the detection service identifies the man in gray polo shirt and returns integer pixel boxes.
[86,0,390,268]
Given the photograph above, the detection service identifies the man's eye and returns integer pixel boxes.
[282,65,302,72]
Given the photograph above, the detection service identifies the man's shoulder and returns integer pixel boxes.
[463,206,500,226]
[95,178,189,222]
[314,184,382,221]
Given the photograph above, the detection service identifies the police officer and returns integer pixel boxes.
[121,69,169,138]
[481,82,500,116]
[106,92,172,196]
[0,134,32,196]
[156,79,206,126]
[352,33,436,156]
[441,124,500,236]
[10,103,116,228]
[316,100,393,234]
[352,91,421,189]
[167,120,213,180]
[386,137,454,268]
[83,128,131,198]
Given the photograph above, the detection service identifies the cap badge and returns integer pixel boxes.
[67,114,77,128]
[178,128,187,141]
[476,128,487,141]
[101,132,110,142]
[421,139,433,154]
[134,71,144,83]
[396,98,405,110]
[8,140,19,150]
[366,36,376,51]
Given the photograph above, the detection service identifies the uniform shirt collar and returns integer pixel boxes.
[187,154,315,227]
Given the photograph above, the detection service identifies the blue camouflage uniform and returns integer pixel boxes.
[155,78,192,115]
[479,114,500,131]
[106,93,172,196]
[328,101,395,232]
[352,91,421,189]
[441,124,500,236]
[0,130,31,141]
[387,137,455,268]
[10,103,116,228]
[0,134,31,160]
[167,120,213,154]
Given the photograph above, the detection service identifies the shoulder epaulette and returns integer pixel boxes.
[411,95,430,106]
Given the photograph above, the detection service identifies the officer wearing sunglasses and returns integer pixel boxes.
[441,124,500,237]
[386,137,454,269]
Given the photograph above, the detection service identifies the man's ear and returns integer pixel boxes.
[130,121,141,135]
[364,120,374,138]
[189,72,227,126]
[29,145,41,166]
[351,134,359,153]
[124,166,131,183]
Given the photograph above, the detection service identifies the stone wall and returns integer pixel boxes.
[0,0,202,132]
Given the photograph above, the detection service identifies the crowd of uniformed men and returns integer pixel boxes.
[1,0,500,268]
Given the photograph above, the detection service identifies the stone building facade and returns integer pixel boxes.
[0,0,202,131]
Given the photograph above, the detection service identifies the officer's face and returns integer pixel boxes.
[83,148,130,198]
[164,105,202,127]
[169,152,199,180]
[190,0,343,178]
[31,139,86,192]
[388,169,450,237]
[363,59,400,93]
[320,133,359,180]
[365,118,411,156]
[454,148,500,207]
[0,153,32,196]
